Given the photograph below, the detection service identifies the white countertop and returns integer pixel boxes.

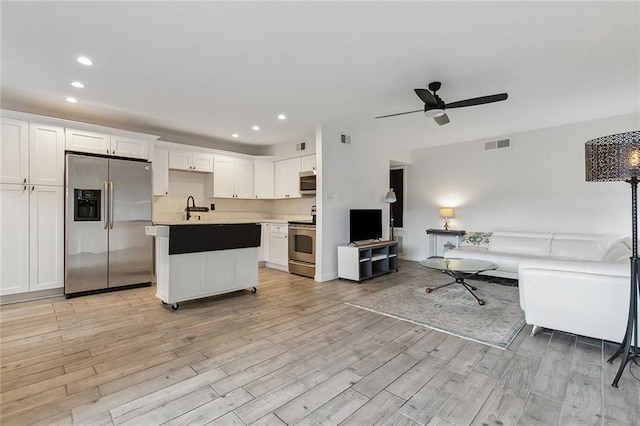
[153,218,307,225]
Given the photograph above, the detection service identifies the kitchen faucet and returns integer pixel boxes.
[186,195,196,220]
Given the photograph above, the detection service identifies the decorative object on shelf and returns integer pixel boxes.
[585,129,640,387]
[439,207,454,231]
[384,188,397,240]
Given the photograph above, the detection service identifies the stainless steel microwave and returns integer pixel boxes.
[299,170,316,195]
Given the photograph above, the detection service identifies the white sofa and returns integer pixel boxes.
[444,231,632,342]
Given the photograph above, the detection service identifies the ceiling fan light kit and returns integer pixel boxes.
[376,81,508,125]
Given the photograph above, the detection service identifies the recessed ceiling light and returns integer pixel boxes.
[71,81,85,88]
[277,114,286,120]
[65,97,78,103]
[232,133,239,138]
[77,56,93,66]
[252,125,260,131]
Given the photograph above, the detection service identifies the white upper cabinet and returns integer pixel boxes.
[66,128,150,160]
[254,160,275,199]
[110,135,149,160]
[301,154,316,172]
[212,155,254,199]
[153,148,169,196]
[169,149,214,172]
[30,123,65,186]
[274,157,301,199]
[65,128,110,155]
[1,118,29,185]
[1,118,65,186]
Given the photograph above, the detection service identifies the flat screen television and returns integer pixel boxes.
[349,209,383,243]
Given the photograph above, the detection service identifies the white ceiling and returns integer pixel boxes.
[1,1,639,152]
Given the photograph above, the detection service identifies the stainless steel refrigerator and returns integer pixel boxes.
[65,153,153,296]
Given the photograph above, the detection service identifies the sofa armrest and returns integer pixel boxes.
[518,258,629,277]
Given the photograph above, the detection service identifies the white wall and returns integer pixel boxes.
[403,113,640,261]
[316,123,412,281]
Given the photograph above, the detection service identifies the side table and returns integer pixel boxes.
[426,228,465,258]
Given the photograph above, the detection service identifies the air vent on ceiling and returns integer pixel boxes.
[296,141,306,151]
[484,138,511,151]
[341,134,351,144]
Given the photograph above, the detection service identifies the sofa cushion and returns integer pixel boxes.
[603,238,632,263]
[489,234,551,257]
[550,234,624,261]
[460,231,492,248]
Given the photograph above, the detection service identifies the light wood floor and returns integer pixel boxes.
[1,260,639,425]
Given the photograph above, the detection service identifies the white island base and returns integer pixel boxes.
[151,225,259,309]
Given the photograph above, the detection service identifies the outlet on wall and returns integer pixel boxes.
[210,203,215,210]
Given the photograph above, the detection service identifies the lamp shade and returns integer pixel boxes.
[384,189,397,203]
[585,131,640,182]
[439,207,454,218]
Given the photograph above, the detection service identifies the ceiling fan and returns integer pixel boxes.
[375,81,508,125]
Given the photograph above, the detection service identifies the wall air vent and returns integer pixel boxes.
[484,138,511,151]
[341,134,351,144]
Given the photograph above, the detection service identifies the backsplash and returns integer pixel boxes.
[153,170,316,223]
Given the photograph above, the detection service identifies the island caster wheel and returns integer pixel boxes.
[425,288,433,293]
[250,287,257,294]
[171,303,179,310]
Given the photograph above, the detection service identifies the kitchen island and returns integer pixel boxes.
[147,222,261,309]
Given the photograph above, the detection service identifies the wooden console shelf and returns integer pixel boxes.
[338,240,399,282]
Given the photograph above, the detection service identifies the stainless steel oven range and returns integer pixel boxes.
[288,221,316,278]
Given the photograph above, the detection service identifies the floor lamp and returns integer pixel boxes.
[384,189,397,240]
[586,130,640,387]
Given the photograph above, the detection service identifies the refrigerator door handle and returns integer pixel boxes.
[104,181,109,229]
[109,181,114,229]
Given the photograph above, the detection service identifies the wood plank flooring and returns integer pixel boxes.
[1,260,639,425]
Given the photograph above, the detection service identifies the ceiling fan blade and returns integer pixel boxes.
[375,109,423,119]
[445,93,508,109]
[434,113,450,126]
[414,88,438,107]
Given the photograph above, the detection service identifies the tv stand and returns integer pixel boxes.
[338,240,399,281]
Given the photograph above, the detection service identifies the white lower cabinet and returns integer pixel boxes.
[259,223,271,263]
[267,223,288,271]
[0,184,64,295]
[29,185,64,292]
[0,184,30,295]
[158,247,258,305]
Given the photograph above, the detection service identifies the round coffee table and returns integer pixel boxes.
[419,258,498,305]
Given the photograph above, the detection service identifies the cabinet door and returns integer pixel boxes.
[153,148,169,196]
[0,118,29,185]
[254,160,274,199]
[269,232,288,266]
[301,154,316,172]
[0,184,30,295]
[288,157,302,198]
[274,160,290,198]
[29,123,65,186]
[168,149,192,171]
[29,185,64,291]
[66,128,111,156]
[111,136,149,160]
[192,152,214,172]
[234,158,254,199]
[259,223,271,262]
[213,155,235,198]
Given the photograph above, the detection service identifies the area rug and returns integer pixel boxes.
[346,270,525,349]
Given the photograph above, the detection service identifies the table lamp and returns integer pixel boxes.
[439,207,454,231]
[585,130,640,387]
